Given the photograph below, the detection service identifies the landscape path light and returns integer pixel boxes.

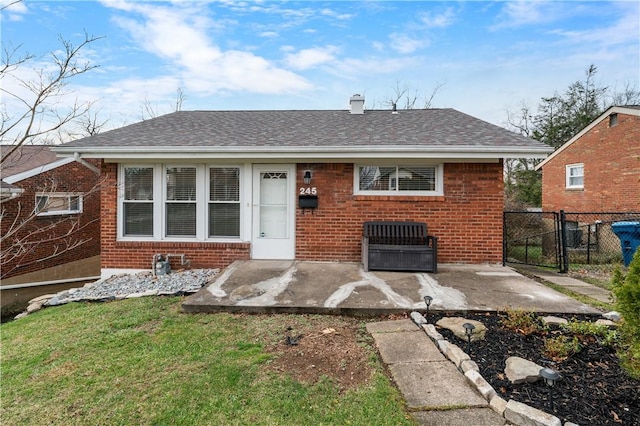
[423,296,433,318]
[539,367,560,411]
[463,322,475,353]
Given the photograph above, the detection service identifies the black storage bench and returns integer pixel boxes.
[362,221,438,273]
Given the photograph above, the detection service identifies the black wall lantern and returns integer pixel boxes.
[303,170,312,185]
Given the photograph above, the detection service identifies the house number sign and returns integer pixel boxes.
[299,187,318,195]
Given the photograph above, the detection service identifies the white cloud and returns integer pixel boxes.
[101,0,312,95]
[419,8,455,28]
[1,0,28,21]
[284,46,339,70]
[260,31,278,38]
[548,7,640,47]
[389,33,428,54]
[491,1,562,30]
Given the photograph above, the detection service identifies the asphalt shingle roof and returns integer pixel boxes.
[59,108,549,151]
[1,145,58,178]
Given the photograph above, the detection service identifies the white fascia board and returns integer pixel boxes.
[535,106,640,170]
[3,157,76,184]
[54,145,552,161]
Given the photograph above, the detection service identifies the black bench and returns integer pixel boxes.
[362,221,437,273]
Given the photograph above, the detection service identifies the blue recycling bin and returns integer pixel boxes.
[611,221,640,267]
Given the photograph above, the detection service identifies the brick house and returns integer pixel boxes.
[54,95,551,278]
[536,105,640,212]
[1,145,102,283]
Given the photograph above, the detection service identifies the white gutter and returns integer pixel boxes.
[54,145,552,160]
[0,275,101,290]
[3,157,75,184]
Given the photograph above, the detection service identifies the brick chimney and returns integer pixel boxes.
[349,94,365,114]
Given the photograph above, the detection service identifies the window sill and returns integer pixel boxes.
[36,211,82,217]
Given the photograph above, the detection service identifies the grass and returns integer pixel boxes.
[1,297,415,426]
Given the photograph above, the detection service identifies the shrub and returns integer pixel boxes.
[500,308,547,335]
[544,335,581,361]
[562,320,618,347]
[611,248,640,378]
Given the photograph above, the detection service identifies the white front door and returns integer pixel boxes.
[251,164,296,259]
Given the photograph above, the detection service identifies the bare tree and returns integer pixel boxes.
[608,80,640,106]
[1,19,106,280]
[140,87,186,120]
[384,80,445,110]
[1,30,104,163]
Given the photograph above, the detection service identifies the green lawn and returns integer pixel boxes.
[1,297,414,426]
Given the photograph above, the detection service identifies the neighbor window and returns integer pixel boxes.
[566,164,584,189]
[356,165,442,195]
[35,192,82,215]
[123,167,154,236]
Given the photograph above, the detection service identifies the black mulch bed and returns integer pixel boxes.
[427,312,639,426]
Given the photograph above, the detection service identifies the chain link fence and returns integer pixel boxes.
[504,211,640,284]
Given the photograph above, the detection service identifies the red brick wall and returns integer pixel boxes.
[295,162,504,264]
[1,160,102,280]
[99,163,250,271]
[541,113,640,212]
[99,161,504,271]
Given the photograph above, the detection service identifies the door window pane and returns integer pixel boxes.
[259,172,288,238]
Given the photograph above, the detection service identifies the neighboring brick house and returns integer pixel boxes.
[54,95,551,278]
[0,145,102,282]
[536,105,640,212]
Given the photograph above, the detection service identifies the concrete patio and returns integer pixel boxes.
[182,260,601,315]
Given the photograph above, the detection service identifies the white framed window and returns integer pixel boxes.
[35,192,82,216]
[119,164,242,240]
[208,167,240,238]
[123,166,155,236]
[165,166,197,237]
[355,164,443,195]
[566,164,584,189]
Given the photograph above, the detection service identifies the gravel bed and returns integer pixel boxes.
[46,269,218,305]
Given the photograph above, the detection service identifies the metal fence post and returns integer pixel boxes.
[559,210,569,273]
[502,211,507,266]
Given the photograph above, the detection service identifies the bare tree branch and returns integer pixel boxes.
[384,80,445,110]
[1,31,104,163]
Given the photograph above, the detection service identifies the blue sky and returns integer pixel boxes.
[1,0,639,136]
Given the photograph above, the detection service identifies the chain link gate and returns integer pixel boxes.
[504,211,640,276]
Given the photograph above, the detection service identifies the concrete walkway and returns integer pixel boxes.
[367,319,507,426]
[515,265,612,304]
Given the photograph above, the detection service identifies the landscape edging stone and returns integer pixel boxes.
[410,311,566,426]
